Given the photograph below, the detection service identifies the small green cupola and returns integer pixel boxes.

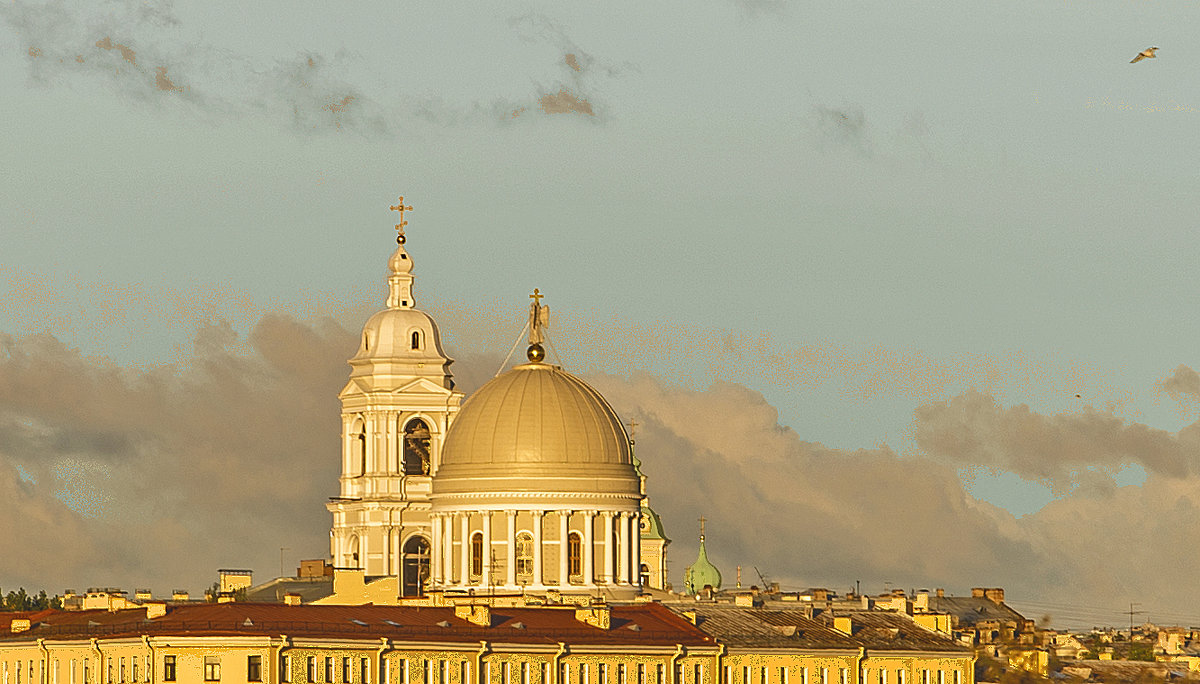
[683,516,722,595]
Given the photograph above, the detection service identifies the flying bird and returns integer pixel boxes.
[1131,46,1158,63]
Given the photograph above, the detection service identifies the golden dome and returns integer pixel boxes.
[432,362,640,499]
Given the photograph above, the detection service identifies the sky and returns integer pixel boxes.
[2,0,1200,630]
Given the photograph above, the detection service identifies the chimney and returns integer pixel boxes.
[454,604,491,627]
[10,619,31,633]
[984,588,1005,604]
[971,588,985,599]
[283,594,302,606]
[145,603,167,620]
[171,590,189,601]
[833,617,853,635]
[936,588,944,598]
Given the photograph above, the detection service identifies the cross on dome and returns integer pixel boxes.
[390,196,413,244]
[526,289,551,362]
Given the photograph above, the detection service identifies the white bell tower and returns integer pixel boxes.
[327,198,463,596]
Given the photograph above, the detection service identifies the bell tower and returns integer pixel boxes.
[327,198,463,594]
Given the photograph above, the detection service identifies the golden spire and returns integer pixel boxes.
[389,196,413,244]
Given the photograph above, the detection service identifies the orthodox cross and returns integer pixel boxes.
[528,288,550,345]
[627,419,639,441]
[698,515,707,540]
[389,196,413,244]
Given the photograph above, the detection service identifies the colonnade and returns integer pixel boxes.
[427,509,641,591]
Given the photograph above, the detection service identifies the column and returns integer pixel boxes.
[632,512,642,587]
[505,510,517,587]
[601,512,614,584]
[481,512,493,587]
[583,511,595,585]
[532,510,544,587]
[459,513,471,587]
[430,514,441,584]
[558,510,570,587]
[617,512,629,585]
[443,512,455,586]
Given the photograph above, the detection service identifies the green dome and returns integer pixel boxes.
[684,536,722,594]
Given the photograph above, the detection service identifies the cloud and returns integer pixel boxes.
[811,104,874,156]
[914,390,1200,494]
[0,317,354,593]
[1159,364,1200,401]
[8,313,1200,625]
[1,1,631,132]
[538,88,594,116]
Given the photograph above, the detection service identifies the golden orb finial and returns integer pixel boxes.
[526,343,546,363]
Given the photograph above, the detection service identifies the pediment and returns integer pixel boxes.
[391,377,454,396]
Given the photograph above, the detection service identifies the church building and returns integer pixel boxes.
[326,201,670,603]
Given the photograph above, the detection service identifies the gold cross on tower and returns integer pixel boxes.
[389,196,413,244]
[530,288,544,306]
[698,515,707,539]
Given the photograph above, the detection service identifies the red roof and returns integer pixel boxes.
[2,603,714,647]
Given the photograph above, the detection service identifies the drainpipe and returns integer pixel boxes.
[141,636,154,684]
[37,639,49,684]
[551,643,567,684]
[375,638,390,684]
[275,636,292,684]
[856,648,867,684]
[474,641,490,684]
[669,645,684,684]
[90,639,103,684]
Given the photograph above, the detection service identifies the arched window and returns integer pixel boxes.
[348,535,360,569]
[639,563,650,587]
[401,536,430,597]
[515,532,534,579]
[470,532,484,578]
[567,532,582,579]
[410,331,421,350]
[402,419,431,475]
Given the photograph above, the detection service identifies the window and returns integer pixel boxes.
[501,663,510,683]
[921,671,930,684]
[742,667,750,684]
[107,660,112,684]
[411,331,421,350]
[248,657,262,683]
[306,657,316,683]
[617,663,625,684]
[695,664,703,684]
[762,668,769,684]
[83,659,90,684]
[515,532,534,578]
[840,669,848,684]
[897,672,905,684]
[471,532,484,578]
[203,657,220,682]
[780,668,789,684]
[953,672,961,684]
[461,663,470,684]
[120,659,125,684]
[342,659,350,684]
[130,660,136,684]
[937,672,944,684]
[820,668,828,684]
[598,663,608,684]
[402,419,432,476]
[359,659,369,684]
[281,656,292,684]
[325,658,333,684]
[638,664,646,684]
[521,662,530,684]
[144,658,149,684]
[567,532,582,578]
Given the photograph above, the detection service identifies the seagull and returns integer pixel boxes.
[1131,46,1158,63]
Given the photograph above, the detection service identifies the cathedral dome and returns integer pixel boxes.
[432,361,640,500]
[353,308,446,361]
